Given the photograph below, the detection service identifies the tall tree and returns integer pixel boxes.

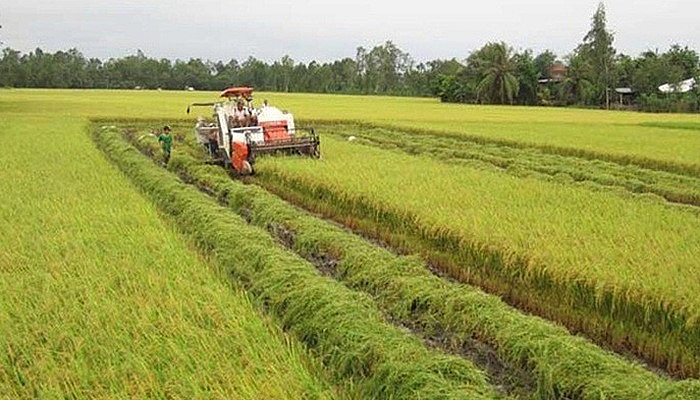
[279,55,295,92]
[238,56,269,89]
[213,59,240,89]
[355,41,413,94]
[577,2,616,107]
[0,48,22,87]
[330,57,358,92]
[84,57,106,88]
[664,44,699,80]
[633,49,682,95]
[355,46,372,93]
[615,53,635,88]
[425,58,463,96]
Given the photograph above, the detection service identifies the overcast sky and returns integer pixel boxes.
[1,0,698,64]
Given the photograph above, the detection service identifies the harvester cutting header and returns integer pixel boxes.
[187,87,320,175]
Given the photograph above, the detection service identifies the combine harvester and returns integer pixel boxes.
[187,87,320,175]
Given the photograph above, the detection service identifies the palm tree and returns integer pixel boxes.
[558,54,594,105]
[472,42,520,104]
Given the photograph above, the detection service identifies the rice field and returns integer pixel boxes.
[2,88,700,398]
[311,122,700,206]
[119,124,699,399]
[255,134,700,377]
[0,115,339,398]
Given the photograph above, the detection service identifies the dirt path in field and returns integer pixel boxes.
[257,176,672,378]
[128,139,538,397]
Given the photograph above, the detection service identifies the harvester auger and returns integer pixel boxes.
[187,87,320,175]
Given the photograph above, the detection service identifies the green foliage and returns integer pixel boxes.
[534,50,557,81]
[0,41,425,95]
[665,44,700,80]
[513,50,539,105]
[576,2,616,104]
[639,91,700,113]
[355,41,414,95]
[558,53,595,105]
[0,25,697,112]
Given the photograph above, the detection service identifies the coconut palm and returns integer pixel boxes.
[472,42,520,104]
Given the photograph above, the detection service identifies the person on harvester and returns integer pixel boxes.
[158,125,173,164]
[230,100,251,128]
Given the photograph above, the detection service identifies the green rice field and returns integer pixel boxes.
[2,88,700,399]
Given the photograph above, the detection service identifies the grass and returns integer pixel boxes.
[2,88,700,169]
[0,115,340,398]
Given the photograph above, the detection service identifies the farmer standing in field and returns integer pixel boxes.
[158,125,173,164]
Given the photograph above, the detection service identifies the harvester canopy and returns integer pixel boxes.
[219,87,254,99]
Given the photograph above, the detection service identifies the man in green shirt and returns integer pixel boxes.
[158,125,173,164]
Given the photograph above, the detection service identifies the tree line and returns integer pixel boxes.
[0,3,698,112]
[436,4,699,112]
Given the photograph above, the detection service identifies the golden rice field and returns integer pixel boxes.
[2,88,700,399]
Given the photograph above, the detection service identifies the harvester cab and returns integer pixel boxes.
[187,87,320,175]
